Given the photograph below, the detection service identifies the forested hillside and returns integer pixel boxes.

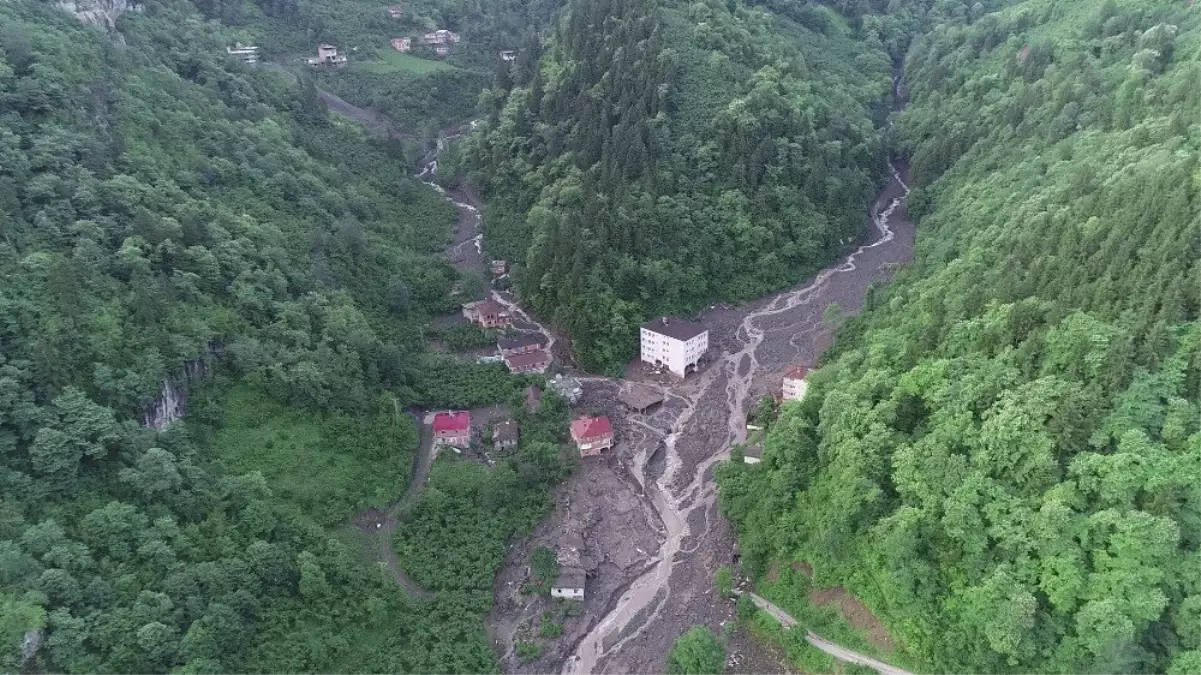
[465,0,896,370]
[719,0,1200,673]
[0,0,552,671]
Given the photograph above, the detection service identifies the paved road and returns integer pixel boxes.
[744,592,914,675]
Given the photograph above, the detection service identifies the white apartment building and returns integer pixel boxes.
[641,317,709,378]
[782,365,809,402]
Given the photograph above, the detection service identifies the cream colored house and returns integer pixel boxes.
[783,365,809,402]
[640,317,708,378]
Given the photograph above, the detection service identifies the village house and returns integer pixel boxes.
[551,566,586,600]
[640,317,709,378]
[434,45,450,57]
[499,50,517,62]
[390,37,411,52]
[419,29,461,45]
[432,410,471,449]
[743,444,763,465]
[462,300,510,329]
[571,415,613,457]
[387,5,403,18]
[498,333,546,356]
[524,385,543,413]
[782,365,809,402]
[306,44,347,67]
[618,384,664,414]
[491,260,507,275]
[492,419,519,451]
[504,349,552,375]
[225,43,259,64]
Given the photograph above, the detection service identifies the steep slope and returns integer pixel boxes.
[0,0,534,671]
[466,0,894,370]
[719,0,1200,673]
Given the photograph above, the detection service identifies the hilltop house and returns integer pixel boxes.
[420,29,460,45]
[551,566,585,600]
[499,50,517,62]
[432,411,470,448]
[390,37,411,52]
[640,317,708,378]
[387,5,403,18]
[306,44,347,67]
[492,419,519,451]
[491,260,507,275]
[226,43,259,64]
[782,366,809,402]
[571,416,613,457]
[463,300,510,329]
[434,45,449,57]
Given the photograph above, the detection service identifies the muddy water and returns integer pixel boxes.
[561,159,913,674]
[404,78,914,673]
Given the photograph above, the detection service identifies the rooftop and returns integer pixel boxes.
[744,444,763,459]
[642,316,707,341]
[784,365,809,380]
[524,385,542,412]
[467,299,505,315]
[498,333,546,351]
[504,350,551,370]
[433,410,470,433]
[570,415,612,441]
[618,385,664,411]
[553,566,586,590]
[493,419,519,443]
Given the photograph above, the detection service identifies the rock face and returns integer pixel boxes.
[55,0,142,38]
[22,629,43,669]
[141,343,222,430]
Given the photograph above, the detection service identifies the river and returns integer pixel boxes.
[324,66,915,673]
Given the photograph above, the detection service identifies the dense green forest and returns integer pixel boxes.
[0,0,562,671]
[465,0,900,370]
[719,0,1200,673]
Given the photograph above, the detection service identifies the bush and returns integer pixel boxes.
[715,565,733,598]
[667,626,725,675]
[516,641,542,662]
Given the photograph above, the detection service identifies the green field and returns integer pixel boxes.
[354,49,455,74]
[205,385,418,525]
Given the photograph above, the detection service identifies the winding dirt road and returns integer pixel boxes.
[743,592,914,675]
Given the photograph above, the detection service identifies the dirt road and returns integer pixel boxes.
[743,592,915,675]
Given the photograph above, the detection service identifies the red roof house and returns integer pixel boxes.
[433,410,471,448]
[570,416,613,457]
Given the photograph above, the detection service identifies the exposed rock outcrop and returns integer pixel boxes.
[141,342,223,430]
[55,0,142,41]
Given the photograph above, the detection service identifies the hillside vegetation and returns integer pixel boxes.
[0,0,552,671]
[719,0,1200,673]
[466,0,895,371]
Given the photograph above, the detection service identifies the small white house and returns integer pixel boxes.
[551,567,585,600]
[783,366,809,402]
[743,444,763,465]
[640,317,708,378]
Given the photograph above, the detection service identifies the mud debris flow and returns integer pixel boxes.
[327,79,914,674]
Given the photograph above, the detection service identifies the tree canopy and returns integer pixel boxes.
[719,1,1199,673]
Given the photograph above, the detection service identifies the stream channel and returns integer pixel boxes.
[326,65,915,673]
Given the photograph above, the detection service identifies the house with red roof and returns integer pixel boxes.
[570,416,613,457]
[782,365,809,402]
[432,410,471,448]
